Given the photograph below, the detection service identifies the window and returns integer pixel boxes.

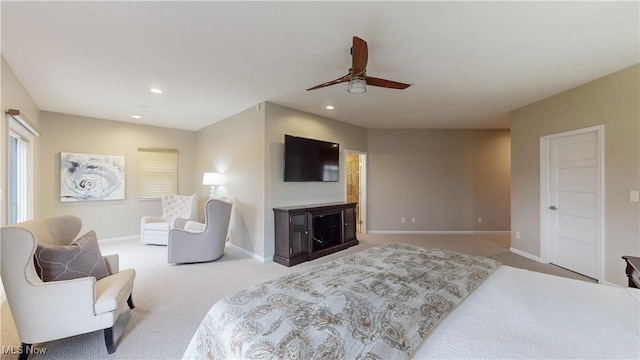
[7,114,38,224]
[137,148,178,199]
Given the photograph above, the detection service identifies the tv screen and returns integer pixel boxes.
[284,135,339,182]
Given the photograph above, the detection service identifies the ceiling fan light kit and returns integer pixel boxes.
[307,36,411,94]
[348,77,367,94]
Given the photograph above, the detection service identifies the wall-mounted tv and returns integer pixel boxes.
[284,135,339,182]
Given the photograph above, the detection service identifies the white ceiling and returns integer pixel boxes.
[2,1,638,131]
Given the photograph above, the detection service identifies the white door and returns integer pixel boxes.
[545,128,602,279]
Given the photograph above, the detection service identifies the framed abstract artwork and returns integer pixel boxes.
[60,152,125,202]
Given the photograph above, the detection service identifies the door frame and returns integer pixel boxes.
[539,125,604,282]
[344,149,367,234]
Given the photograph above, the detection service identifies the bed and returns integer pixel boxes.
[183,244,640,359]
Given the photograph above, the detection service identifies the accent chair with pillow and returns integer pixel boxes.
[168,197,233,264]
[0,215,136,359]
[140,193,198,245]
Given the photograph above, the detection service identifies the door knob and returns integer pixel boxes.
[548,205,558,210]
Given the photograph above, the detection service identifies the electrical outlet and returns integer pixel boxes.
[411,217,416,223]
[515,231,521,240]
[401,217,406,223]
[477,217,482,224]
[630,190,640,203]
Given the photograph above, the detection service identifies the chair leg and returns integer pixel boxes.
[104,327,115,354]
[127,294,135,309]
[18,343,31,360]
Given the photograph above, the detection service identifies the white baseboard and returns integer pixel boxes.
[600,280,622,287]
[509,247,543,262]
[99,235,138,244]
[97,235,272,263]
[96,236,273,264]
[227,242,269,263]
[368,230,511,235]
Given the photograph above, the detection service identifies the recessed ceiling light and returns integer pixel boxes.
[132,115,142,119]
[150,88,162,94]
[326,105,334,110]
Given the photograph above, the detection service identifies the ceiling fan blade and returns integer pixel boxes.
[351,36,368,77]
[365,76,412,89]
[306,74,351,91]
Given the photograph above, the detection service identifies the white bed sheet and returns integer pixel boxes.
[413,265,640,359]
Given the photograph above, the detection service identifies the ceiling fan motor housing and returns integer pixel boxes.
[348,77,367,94]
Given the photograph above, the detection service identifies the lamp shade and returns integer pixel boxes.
[202,172,222,186]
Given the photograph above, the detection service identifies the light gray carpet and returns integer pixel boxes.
[0,233,593,359]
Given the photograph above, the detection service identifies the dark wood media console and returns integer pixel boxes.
[273,202,358,266]
[622,255,640,288]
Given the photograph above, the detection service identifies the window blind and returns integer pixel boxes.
[137,148,178,199]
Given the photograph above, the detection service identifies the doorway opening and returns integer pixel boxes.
[345,150,366,234]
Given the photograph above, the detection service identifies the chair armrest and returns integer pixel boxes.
[103,254,119,274]
[14,277,97,338]
[171,217,189,230]
[184,221,206,233]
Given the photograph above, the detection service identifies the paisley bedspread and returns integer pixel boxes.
[183,243,500,360]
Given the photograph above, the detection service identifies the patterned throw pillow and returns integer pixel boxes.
[34,230,110,282]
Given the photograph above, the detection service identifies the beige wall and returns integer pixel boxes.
[195,104,266,258]
[39,111,197,238]
[367,129,511,232]
[192,104,511,259]
[510,64,640,286]
[264,103,368,259]
[194,102,367,260]
[1,56,43,299]
[1,56,42,225]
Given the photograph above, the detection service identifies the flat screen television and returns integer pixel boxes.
[284,135,339,182]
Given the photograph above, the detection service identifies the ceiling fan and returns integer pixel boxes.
[307,36,412,94]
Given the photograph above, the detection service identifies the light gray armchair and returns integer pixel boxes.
[168,197,233,264]
[0,215,135,359]
[140,193,198,245]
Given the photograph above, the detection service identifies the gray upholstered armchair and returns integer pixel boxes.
[168,197,233,264]
[140,193,198,245]
[0,215,136,359]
